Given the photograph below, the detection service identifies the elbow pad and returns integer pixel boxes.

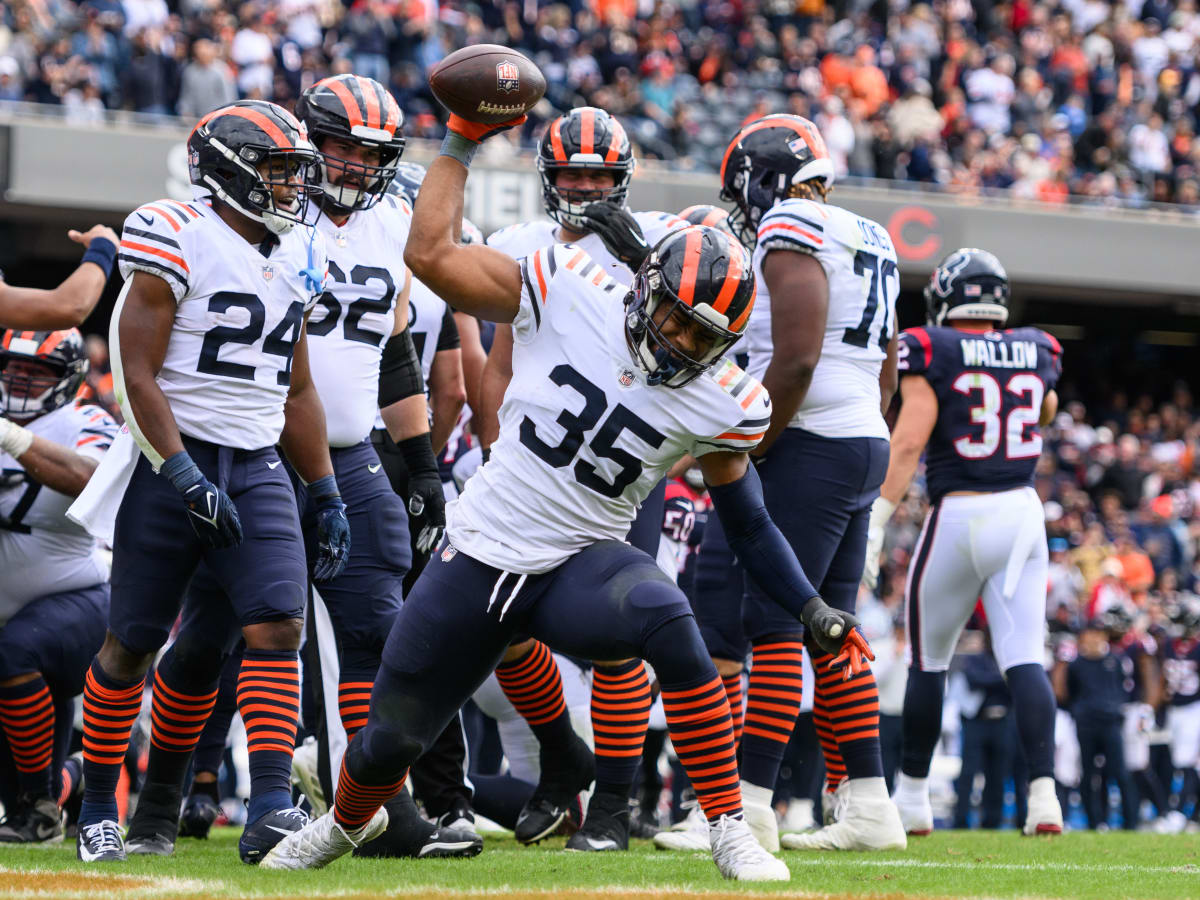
[378,329,425,408]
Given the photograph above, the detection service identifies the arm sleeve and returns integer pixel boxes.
[435,305,461,351]
[707,463,819,620]
[118,201,193,302]
[378,327,425,407]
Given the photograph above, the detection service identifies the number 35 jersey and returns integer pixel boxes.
[743,198,898,440]
[117,199,327,450]
[446,243,772,574]
[899,325,1062,502]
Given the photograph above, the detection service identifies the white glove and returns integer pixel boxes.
[0,417,33,459]
[862,496,896,591]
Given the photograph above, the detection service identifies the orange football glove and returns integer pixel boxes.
[830,627,875,681]
[447,113,527,143]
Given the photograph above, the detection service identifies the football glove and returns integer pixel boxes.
[447,113,527,144]
[308,475,350,583]
[395,434,446,555]
[581,201,650,272]
[861,496,896,591]
[801,596,875,679]
[161,451,243,550]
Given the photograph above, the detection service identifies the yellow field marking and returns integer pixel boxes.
[0,866,213,900]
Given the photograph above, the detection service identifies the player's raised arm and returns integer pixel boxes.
[0,225,117,329]
[404,149,524,324]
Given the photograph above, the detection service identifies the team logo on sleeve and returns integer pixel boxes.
[496,61,520,94]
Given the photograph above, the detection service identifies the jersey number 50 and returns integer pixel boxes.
[520,364,666,498]
[952,372,1044,460]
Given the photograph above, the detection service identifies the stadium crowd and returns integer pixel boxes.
[2,0,1200,209]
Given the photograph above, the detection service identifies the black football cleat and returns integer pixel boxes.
[125,782,182,856]
[179,793,221,839]
[239,806,309,864]
[565,791,630,852]
[514,732,595,845]
[353,789,483,859]
[0,795,64,844]
[77,820,125,862]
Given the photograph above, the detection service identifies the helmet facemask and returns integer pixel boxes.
[539,161,633,230]
[314,130,405,212]
[201,138,321,235]
[0,341,86,421]
[624,258,741,389]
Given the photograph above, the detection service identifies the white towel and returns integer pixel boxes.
[67,426,140,545]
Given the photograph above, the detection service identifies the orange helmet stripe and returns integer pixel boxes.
[36,331,67,356]
[355,76,381,129]
[675,228,706,307]
[709,233,746,316]
[383,93,401,133]
[604,117,627,164]
[550,117,568,162]
[319,76,364,129]
[220,107,294,149]
[580,108,595,156]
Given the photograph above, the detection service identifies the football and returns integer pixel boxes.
[429,45,546,125]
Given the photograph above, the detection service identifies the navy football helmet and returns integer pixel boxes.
[538,107,635,230]
[625,225,755,388]
[924,248,1010,326]
[0,328,88,420]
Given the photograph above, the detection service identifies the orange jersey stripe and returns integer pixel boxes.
[120,240,190,272]
[740,383,763,410]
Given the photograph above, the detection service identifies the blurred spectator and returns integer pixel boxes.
[950,635,1018,830]
[177,38,236,120]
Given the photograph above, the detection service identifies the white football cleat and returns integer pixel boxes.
[821,779,850,826]
[782,778,906,851]
[291,737,327,817]
[653,805,709,851]
[779,798,814,833]
[260,808,388,870]
[740,781,779,852]
[709,815,789,881]
[1022,777,1063,836]
[892,773,933,836]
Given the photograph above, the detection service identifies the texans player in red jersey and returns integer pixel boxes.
[863,248,1065,836]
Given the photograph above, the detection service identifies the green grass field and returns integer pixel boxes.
[1,829,1199,900]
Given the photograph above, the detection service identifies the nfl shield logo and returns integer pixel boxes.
[496,61,520,94]
[619,368,635,387]
[261,265,275,282]
[441,544,458,563]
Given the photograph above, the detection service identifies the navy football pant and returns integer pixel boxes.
[338,540,745,826]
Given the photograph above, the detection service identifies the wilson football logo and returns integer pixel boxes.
[496,61,520,94]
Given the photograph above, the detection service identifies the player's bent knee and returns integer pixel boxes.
[641,614,715,685]
[97,631,155,681]
[242,616,304,651]
[712,657,744,678]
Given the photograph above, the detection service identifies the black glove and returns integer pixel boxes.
[801,596,875,677]
[582,201,651,272]
[396,434,446,554]
[308,475,350,583]
[161,451,243,549]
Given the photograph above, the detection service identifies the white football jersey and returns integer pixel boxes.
[486,211,688,285]
[744,198,898,440]
[117,198,327,451]
[306,194,411,446]
[446,243,772,574]
[0,401,117,623]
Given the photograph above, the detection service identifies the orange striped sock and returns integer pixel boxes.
[740,638,803,789]
[237,649,300,821]
[720,671,745,751]
[661,675,742,822]
[338,676,373,741]
[79,660,144,825]
[591,660,652,796]
[812,650,883,783]
[333,754,406,831]
[0,676,55,798]
[495,641,573,746]
[144,656,218,790]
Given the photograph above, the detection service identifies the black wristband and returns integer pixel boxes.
[80,237,117,279]
[395,433,439,479]
[481,447,491,465]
